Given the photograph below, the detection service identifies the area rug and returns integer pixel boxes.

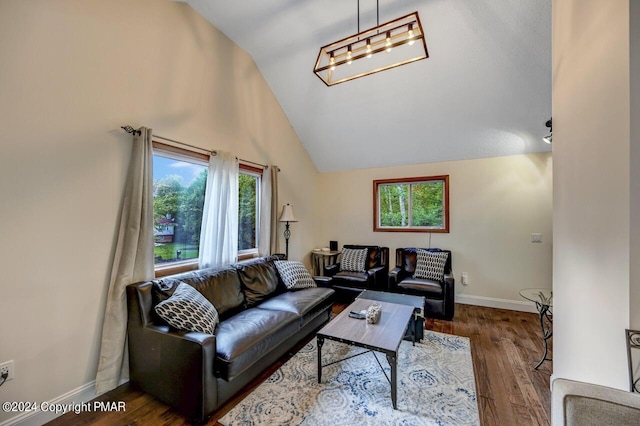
[219,331,479,425]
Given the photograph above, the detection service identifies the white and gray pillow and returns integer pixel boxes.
[413,249,449,281]
[340,248,368,272]
[154,282,219,334]
[275,260,317,290]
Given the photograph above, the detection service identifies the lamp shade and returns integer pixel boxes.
[279,204,299,222]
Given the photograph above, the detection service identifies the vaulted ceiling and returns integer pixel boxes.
[186,0,551,172]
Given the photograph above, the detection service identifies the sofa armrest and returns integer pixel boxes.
[389,267,413,288]
[313,276,333,288]
[388,267,403,290]
[324,263,340,277]
[368,265,388,290]
[441,273,455,320]
[552,378,640,426]
[128,323,217,422]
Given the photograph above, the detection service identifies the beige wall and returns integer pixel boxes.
[0,0,319,422]
[631,0,640,329]
[552,0,632,389]
[316,152,553,306]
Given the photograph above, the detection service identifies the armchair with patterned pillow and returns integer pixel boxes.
[388,248,455,320]
[324,245,389,299]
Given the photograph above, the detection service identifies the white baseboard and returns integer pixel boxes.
[455,294,539,313]
[0,380,97,426]
[0,378,127,426]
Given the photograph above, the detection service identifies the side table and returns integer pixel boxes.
[520,288,553,369]
[311,250,340,276]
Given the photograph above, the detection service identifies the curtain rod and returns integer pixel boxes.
[121,125,279,171]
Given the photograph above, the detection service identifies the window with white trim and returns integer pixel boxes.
[152,143,263,271]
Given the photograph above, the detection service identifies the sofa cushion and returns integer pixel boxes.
[257,287,335,317]
[215,308,299,380]
[398,278,444,298]
[179,267,245,320]
[340,248,367,272]
[236,256,284,307]
[154,282,219,334]
[151,266,246,320]
[414,249,449,281]
[275,261,317,290]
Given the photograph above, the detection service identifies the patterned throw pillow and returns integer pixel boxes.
[340,248,368,272]
[413,249,449,281]
[154,282,219,334]
[274,261,317,290]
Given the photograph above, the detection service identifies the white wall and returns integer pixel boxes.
[630,0,640,329]
[552,0,632,389]
[0,0,319,423]
[316,153,553,307]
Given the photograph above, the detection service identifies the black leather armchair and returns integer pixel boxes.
[389,248,455,320]
[324,245,389,298]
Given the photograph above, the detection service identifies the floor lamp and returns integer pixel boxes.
[279,204,298,259]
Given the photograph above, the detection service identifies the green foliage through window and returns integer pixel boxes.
[238,173,258,251]
[152,155,207,264]
[152,152,262,266]
[374,176,449,233]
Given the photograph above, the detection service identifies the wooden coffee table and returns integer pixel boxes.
[316,298,415,409]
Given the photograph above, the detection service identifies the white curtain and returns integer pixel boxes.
[95,127,154,394]
[199,151,239,268]
[258,165,279,256]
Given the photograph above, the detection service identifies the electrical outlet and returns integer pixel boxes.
[461,272,468,286]
[0,360,15,381]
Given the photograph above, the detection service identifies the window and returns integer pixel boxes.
[152,143,263,272]
[373,175,449,232]
[238,164,262,256]
[152,145,208,267]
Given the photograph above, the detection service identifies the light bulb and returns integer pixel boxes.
[329,53,335,71]
[366,38,372,58]
[347,46,352,65]
[385,31,392,53]
[408,24,415,46]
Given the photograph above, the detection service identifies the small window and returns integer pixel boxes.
[152,148,208,266]
[238,165,261,256]
[373,175,449,232]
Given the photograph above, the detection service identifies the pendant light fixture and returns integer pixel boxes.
[313,1,428,86]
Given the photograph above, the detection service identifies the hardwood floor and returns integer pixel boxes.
[47,303,551,425]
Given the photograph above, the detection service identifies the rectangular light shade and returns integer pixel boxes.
[313,12,428,86]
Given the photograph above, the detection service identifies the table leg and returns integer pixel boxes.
[534,302,553,369]
[317,336,324,383]
[386,352,398,409]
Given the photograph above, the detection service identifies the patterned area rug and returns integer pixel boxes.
[220,331,479,425]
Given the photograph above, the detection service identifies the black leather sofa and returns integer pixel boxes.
[388,248,455,320]
[126,255,335,422]
[323,245,389,299]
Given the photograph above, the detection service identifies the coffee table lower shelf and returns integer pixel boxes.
[315,298,415,409]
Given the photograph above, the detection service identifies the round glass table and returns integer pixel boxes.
[520,288,553,369]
